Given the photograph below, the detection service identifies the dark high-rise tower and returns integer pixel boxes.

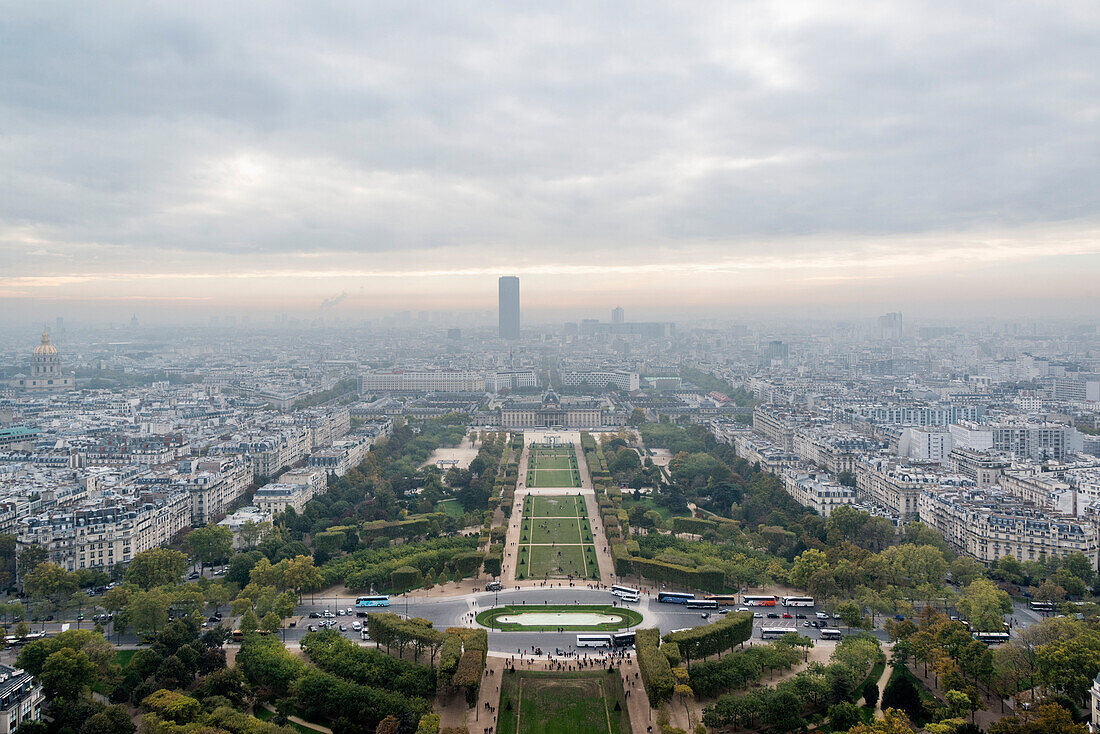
[498,276,520,340]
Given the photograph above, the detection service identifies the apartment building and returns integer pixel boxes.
[781,467,858,517]
[999,467,1075,514]
[919,486,1099,570]
[307,434,372,477]
[947,448,1008,488]
[992,421,1082,461]
[560,370,640,392]
[253,482,317,515]
[295,407,351,449]
[181,456,254,525]
[752,405,800,451]
[855,456,944,521]
[360,369,485,393]
[0,665,43,734]
[18,488,190,571]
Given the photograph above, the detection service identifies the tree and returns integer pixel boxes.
[375,717,400,734]
[847,709,916,734]
[186,526,234,571]
[17,544,47,582]
[125,548,187,589]
[955,578,1011,631]
[836,601,863,631]
[240,609,260,633]
[827,701,861,731]
[863,681,879,707]
[14,621,29,640]
[126,589,170,635]
[881,672,922,721]
[261,612,281,633]
[80,704,135,734]
[789,549,830,589]
[238,520,270,550]
[204,583,232,614]
[24,562,77,609]
[39,648,97,700]
[988,702,1087,734]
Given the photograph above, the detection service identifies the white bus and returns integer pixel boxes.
[760,627,799,639]
[612,585,640,598]
[742,595,777,607]
[686,599,719,609]
[576,634,613,648]
[613,632,636,647]
[657,591,696,604]
[782,596,815,608]
[973,631,1010,645]
[820,628,843,640]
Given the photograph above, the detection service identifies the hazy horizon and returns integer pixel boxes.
[2,2,1098,321]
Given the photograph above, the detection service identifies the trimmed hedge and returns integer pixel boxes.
[661,613,754,666]
[637,628,675,705]
[671,516,717,535]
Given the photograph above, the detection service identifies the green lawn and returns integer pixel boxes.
[528,469,581,487]
[521,543,597,579]
[527,494,586,518]
[497,670,631,734]
[435,499,465,519]
[477,604,642,631]
[521,518,593,545]
[530,454,576,471]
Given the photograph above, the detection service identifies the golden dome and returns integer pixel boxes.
[34,329,58,357]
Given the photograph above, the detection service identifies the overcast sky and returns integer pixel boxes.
[1,1,1098,322]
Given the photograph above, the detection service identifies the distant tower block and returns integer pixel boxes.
[612,306,624,324]
[498,276,520,340]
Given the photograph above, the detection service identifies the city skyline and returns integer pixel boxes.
[1,2,1098,320]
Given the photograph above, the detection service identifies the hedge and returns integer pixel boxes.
[637,628,675,705]
[671,516,718,535]
[623,557,725,593]
[662,642,681,668]
[661,613,754,666]
[483,545,503,578]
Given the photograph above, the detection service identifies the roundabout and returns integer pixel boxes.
[476,604,643,631]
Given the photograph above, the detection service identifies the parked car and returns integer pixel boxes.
[308,612,321,618]
[803,622,811,627]
[701,613,710,619]
[782,613,793,619]
[339,625,347,632]
[795,614,806,619]
[352,622,361,630]
[816,612,830,620]
[718,609,729,615]
[766,612,780,619]
[753,612,763,619]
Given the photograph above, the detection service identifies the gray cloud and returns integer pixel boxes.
[0,0,1097,285]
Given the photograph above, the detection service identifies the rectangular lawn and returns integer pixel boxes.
[529,468,580,487]
[526,543,596,579]
[529,495,585,518]
[497,670,631,734]
[521,518,593,544]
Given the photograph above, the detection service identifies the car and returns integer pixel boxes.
[737,607,750,612]
[352,622,361,630]
[803,621,811,627]
[346,608,353,615]
[833,613,841,619]
[816,612,830,620]
[701,613,710,619]
[201,621,209,628]
[189,571,200,580]
[308,612,321,618]
[307,625,317,632]
[782,613,793,619]
[719,609,729,615]
[215,612,223,618]
[337,610,345,616]
[323,611,335,618]
[766,613,780,619]
[339,625,347,632]
[795,614,806,619]
[209,616,219,623]
[214,569,226,576]
[753,612,763,619]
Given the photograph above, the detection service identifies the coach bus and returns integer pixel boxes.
[782,596,815,608]
[973,631,1011,645]
[820,628,843,640]
[760,627,798,639]
[611,585,640,599]
[686,599,719,609]
[657,591,696,604]
[706,595,740,606]
[613,632,636,647]
[742,595,777,607]
[1029,600,1055,613]
[355,595,391,608]
[576,634,613,648]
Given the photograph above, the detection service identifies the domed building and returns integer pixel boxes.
[11,329,74,391]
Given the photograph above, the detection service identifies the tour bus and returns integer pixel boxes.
[486,581,503,592]
[782,596,815,608]
[760,627,799,639]
[355,595,391,608]
[973,631,1011,645]
[657,591,696,604]
[686,599,719,609]
[706,595,740,606]
[231,629,243,642]
[742,595,778,607]
[820,628,843,640]
[576,634,614,648]
[611,584,640,598]
[1029,600,1055,613]
[613,631,636,647]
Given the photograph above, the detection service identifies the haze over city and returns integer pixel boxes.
[2,1,1098,323]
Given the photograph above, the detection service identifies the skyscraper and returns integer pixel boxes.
[612,306,624,324]
[498,276,520,340]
